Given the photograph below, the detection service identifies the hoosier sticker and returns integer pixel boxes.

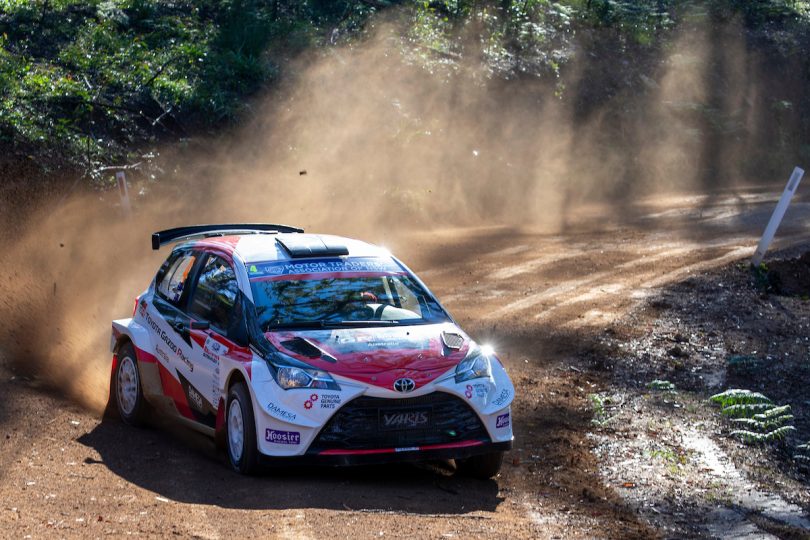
[265,429,301,445]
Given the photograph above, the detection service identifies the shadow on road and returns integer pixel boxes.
[77,418,503,513]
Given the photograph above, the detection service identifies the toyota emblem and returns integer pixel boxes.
[393,378,416,393]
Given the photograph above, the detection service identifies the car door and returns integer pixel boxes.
[186,253,244,417]
[146,249,204,420]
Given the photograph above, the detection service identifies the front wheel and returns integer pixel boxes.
[114,342,149,426]
[226,382,259,475]
[456,451,504,479]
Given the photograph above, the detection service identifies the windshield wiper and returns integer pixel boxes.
[264,321,327,331]
[322,320,400,326]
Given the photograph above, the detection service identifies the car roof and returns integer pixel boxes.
[179,233,390,264]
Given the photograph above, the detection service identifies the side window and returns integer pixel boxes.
[189,255,239,334]
[156,252,197,306]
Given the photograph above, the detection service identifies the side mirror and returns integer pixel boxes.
[190,320,210,331]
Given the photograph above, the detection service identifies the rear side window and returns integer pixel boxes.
[189,255,238,333]
[156,252,197,306]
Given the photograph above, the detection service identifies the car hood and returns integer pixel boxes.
[263,323,471,391]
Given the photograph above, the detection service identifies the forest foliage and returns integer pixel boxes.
[1,0,809,183]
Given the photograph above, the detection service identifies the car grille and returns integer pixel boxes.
[309,392,489,452]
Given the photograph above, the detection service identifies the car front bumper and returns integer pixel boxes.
[257,439,513,467]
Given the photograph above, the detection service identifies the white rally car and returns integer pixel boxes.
[110,225,514,477]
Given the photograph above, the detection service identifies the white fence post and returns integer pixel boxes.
[751,166,804,267]
[116,171,132,217]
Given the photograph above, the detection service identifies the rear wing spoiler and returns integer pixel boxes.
[151,224,303,250]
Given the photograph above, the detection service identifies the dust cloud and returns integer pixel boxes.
[0,14,783,411]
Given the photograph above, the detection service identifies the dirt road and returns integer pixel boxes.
[2,187,809,538]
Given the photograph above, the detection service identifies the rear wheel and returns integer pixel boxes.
[114,342,149,426]
[456,451,504,479]
[226,382,259,475]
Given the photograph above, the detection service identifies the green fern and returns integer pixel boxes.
[753,405,792,421]
[769,426,795,440]
[588,393,611,426]
[794,441,810,467]
[710,389,773,408]
[720,403,775,418]
[731,415,793,431]
[710,389,795,445]
[731,425,795,444]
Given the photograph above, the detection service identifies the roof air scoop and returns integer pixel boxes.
[276,235,349,258]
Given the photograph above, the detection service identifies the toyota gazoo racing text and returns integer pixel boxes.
[109,224,514,477]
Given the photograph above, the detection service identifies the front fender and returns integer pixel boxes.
[110,318,161,400]
[111,318,151,354]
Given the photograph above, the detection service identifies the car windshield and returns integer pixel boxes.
[248,258,450,331]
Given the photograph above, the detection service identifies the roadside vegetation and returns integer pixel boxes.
[0,0,379,182]
[2,0,810,187]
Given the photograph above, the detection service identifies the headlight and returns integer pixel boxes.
[268,352,340,391]
[274,366,340,390]
[455,346,492,383]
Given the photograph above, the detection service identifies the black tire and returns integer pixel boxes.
[114,342,149,426]
[225,382,259,475]
[456,451,504,479]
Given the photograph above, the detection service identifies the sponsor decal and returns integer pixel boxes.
[155,346,171,364]
[204,336,229,358]
[267,401,297,422]
[265,429,301,445]
[329,329,431,353]
[178,354,194,373]
[367,339,413,349]
[304,393,341,410]
[249,257,403,278]
[319,393,341,410]
[143,311,192,371]
[394,447,419,452]
[187,385,205,411]
[492,389,510,407]
[382,411,428,428]
[464,383,488,399]
[496,412,510,429]
[304,393,318,410]
[211,364,221,403]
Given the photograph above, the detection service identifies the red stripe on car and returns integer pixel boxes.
[318,440,484,456]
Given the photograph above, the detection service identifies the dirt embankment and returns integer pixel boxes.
[586,244,810,539]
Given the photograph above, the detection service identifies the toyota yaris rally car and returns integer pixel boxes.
[110,224,514,477]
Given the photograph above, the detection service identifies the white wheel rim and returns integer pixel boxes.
[117,356,139,416]
[228,400,245,463]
